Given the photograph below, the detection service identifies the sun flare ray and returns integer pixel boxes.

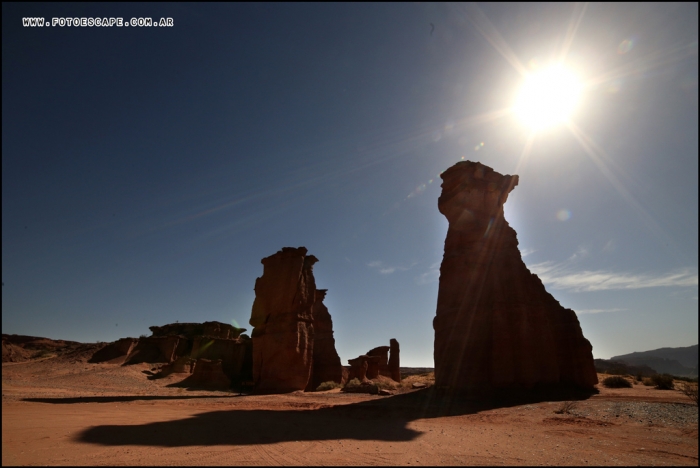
[453,3,529,77]
[566,121,682,259]
[514,131,536,174]
[584,41,697,89]
[558,3,589,64]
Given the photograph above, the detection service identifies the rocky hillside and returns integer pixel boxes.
[611,345,698,377]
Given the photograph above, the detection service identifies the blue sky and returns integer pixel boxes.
[2,3,697,367]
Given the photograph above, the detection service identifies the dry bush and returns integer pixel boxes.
[32,349,52,359]
[642,377,655,386]
[651,374,675,390]
[678,382,698,405]
[602,376,633,388]
[399,371,435,390]
[373,375,398,390]
[316,381,342,392]
[554,401,579,414]
[341,376,397,392]
[343,378,361,389]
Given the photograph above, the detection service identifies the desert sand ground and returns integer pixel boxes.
[2,354,697,466]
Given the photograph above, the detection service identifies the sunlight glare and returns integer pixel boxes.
[513,65,583,131]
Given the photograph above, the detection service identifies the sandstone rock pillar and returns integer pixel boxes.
[389,338,401,382]
[433,161,598,391]
[308,289,344,390]
[367,346,390,377]
[249,247,318,393]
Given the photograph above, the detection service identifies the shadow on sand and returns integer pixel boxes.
[22,395,240,404]
[71,386,597,447]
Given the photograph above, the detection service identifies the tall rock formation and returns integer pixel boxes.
[389,338,401,382]
[366,346,391,377]
[309,289,345,390]
[249,247,318,393]
[434,161,598,390]
[346,339,401,383]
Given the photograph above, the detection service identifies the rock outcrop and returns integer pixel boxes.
[308,289,345,390]
[347,339,402,383]
[249,247,318,393]
[159,356,194,376]
[191,335,252,380]
[149,321,245,340]
[348,356,372,382]
[1,340,32,362]
[2,334,98,363]
[180,358,231,388]
[389,338,401,382]
[88,338,138,364]
[110,320,252,386]
[367,346,390,378]
[248,248,345,393]
[123,336,181,365]
[433,161,598,391]
[1,334,83,363]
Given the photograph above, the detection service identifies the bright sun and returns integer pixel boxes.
[513,65,583,131]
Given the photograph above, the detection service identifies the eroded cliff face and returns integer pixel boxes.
[309,289,344,390]
[434,161,598,390]
[249,247,318,393]
[347,340,401,383]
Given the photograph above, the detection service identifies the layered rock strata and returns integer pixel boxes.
[309,289,345,390]
[367,346,390,377]
[149,321,245,340]
[347,339,402,383]
[110,321,252,386]
[249,247,319,393]
[88,338,138,364]
[124,336,181,365]
[180,358,231,388]
[191,335,251,379]
[348,356,372,382]
[434,161,598,390]
[389,338,401,382]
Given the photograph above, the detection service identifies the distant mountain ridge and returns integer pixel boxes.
[611,344,698,377]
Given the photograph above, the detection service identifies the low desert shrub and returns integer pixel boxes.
[554,401,579,414]
[651,374,675,390]
[344,378,361,389]
[678,382,698,405]
[341,378,379,394]
[373,376,398,390]
[642,377,655,386]
[32,349,51,359]
[602,376,633,388]
[316,381,342,392]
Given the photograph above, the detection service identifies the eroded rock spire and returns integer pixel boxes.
[434,161,598,390]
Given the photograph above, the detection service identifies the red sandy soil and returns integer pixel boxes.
[2,355,697,466]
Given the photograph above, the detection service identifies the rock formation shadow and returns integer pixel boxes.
[22,395,240,404]
[76,387,596,447]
